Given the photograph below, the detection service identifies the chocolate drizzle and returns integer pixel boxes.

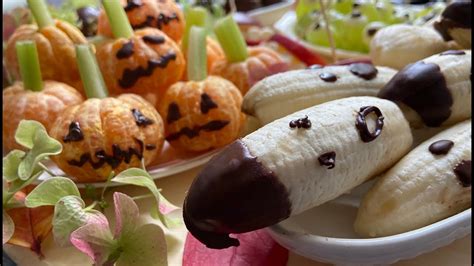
[355,106,384,143]
[318,152,336,169]
[349,63,378,80]
[200,93,218,114]
[131,13,180,30]
[289,116,311,129]
[124,0,142,11]
[166,102,181,124]
[67,138,144,169]
[157,13,180,29]
[116,41,134,59]
[131,109,154,127]
[143,35,165,44]
[166,120,230,141]
[63,122,84,142]
[454,160,471,187]
[378,61,452,127]
[183,140,291,249]
[428,140,454,155]
[440,50,466,56]
[319,72,337,82]
[118,52,177,88]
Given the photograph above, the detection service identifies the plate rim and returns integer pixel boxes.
[267,207,471,264]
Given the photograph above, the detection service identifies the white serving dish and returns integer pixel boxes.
[267,179,472,265]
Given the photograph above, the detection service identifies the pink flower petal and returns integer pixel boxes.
[113,192,139,239]
[70,212,115,265]
[183,229,289,266]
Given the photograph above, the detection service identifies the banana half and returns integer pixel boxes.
[378,49,471,128]
[355,120,471,237]
[242,64,397,126]
[183,96,413,249]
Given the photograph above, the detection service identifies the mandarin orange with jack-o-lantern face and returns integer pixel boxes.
[50,93,165,182]
[97,17,185,106]
[98,0,185,42]
[158,76,244,152]
[50,41,166,183]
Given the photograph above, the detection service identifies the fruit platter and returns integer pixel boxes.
[2,0,472,265]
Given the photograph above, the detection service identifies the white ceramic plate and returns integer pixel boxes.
[267,179,472,265]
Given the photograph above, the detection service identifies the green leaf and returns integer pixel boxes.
[3,150,26,182]
[7,170,43,199]
[25,177,80,208]
[3,210,15,244]
[112,168,157,194]
[14,120,46,149]
[112,168,180,228]
[18,125,62,180]
[116,224,167,266]
[52,195,101,247]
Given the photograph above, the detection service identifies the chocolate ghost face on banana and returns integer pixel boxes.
[184,96,413,249]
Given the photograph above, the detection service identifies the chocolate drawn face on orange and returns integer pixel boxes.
[49,93,165,183]
[96,28,185,103]
[158,76,245,152]
[97,0,185,42]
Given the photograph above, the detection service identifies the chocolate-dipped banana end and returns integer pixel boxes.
[183,140,291,249]
[378,50,471,128]
[434,2,471,48]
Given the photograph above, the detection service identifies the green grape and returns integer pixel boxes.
[296,12,315,34]
[412,2,446,25]
[295,0,320,20]
[327,10,347,50]
[391,8,413,24]
[362,21,385,46]
[306,22,331,47]
[333,0,353,15]
[344,11,369,52]
[375,0,395,24]
[358,1,380,22]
